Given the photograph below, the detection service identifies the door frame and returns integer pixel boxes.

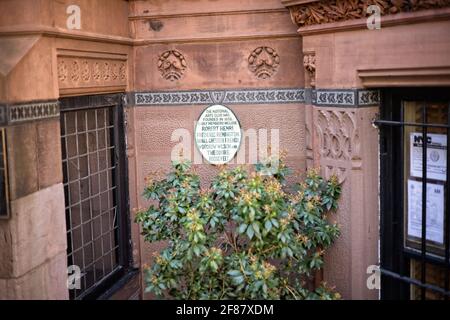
[377,87,450,300]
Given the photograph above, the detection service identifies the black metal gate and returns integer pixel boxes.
[59,94,131,300]
[377,88,450,300]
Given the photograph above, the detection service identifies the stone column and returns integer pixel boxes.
[0,35,68,300]
[311,103,379,299]
[0,117,68,300]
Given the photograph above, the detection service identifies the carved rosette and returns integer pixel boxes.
[314,109,360,182]
[289,0,450,27]
[303,52,316,88]
[248,46,280,80]
[158,50,187,82]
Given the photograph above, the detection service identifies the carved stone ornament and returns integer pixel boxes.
[157,50,187,82]
[290,0,450,27]
[57,57,127,89]
[248,46,280,80]
[303,52,316,88]
[315,109,360,182]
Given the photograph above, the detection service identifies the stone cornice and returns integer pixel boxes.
[0,25,299,46]
[283,0,450,29]
[358,66,450,87]
[281,0,318,7]
[0,25,133,45]
[129,8,288,20]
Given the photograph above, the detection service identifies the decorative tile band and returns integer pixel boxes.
[134,88,379,108]
[357,89,381,106]
[135,88,306,106]
[312,89,380,107]
[2,101,60,125]
[0,105,7,125]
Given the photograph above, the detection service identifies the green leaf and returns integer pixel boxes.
[227,270,241,277]
[193,245,201,256]
[271,218,279,228]
[249,207,255,221]
[238,223,248,234]
[246,225,254,239]
[233,276,245,285]
[210,261,218,272]
[264,220,272,232]
[252,222,260,236]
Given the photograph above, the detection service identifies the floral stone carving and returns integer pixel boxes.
[303,52,316,88]
[290,0,450,27]
[157,50,187,82]
[315,109,360,182]
[248,46,280,80]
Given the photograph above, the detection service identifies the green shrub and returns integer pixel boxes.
[136,156,341,299]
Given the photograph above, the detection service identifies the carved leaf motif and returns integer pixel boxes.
[248,46,280,80]
[291,0,450,27]
[58,60,68,82]
[158,50,187,82]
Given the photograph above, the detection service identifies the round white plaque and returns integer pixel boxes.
[195,104,242,165]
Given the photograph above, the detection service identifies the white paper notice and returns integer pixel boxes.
[410,132,447,181]
[407,179,444,244]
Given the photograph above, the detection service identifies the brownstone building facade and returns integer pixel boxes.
[0,0,449,300]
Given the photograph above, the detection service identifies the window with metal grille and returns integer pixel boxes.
[377,88,450,300]
[0,128,9,219]
[60,95,131,300]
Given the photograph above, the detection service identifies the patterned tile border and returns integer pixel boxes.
[312,89,380,107]
[357,89,381,106]
[0,101,60,125]
[134,88,306,106]
[133,88,380,108]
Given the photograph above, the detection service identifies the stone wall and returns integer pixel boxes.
[284,0,450,299]
[0,0,133,300]
[127,0,307,299]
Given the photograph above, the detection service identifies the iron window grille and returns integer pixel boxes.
[376,88,450,300]
[60,94,131,300]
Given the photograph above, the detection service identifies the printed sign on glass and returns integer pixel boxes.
[407,179,444,245]
[410,132,447,181]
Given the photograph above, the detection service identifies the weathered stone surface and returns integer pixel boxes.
[0,251,68,300]
[7,123,39,201]
[5,183,66,278]
[37,119,63,190]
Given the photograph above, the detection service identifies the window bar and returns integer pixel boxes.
[74,112,88,295]
[420,103,428,300]
[445,102,450,300]
[95,109,106,280]
[86,111,97,286]
[374,119,450,129]
[400,101,407,285]
[106,108,114,272]
[63,113,75,298]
